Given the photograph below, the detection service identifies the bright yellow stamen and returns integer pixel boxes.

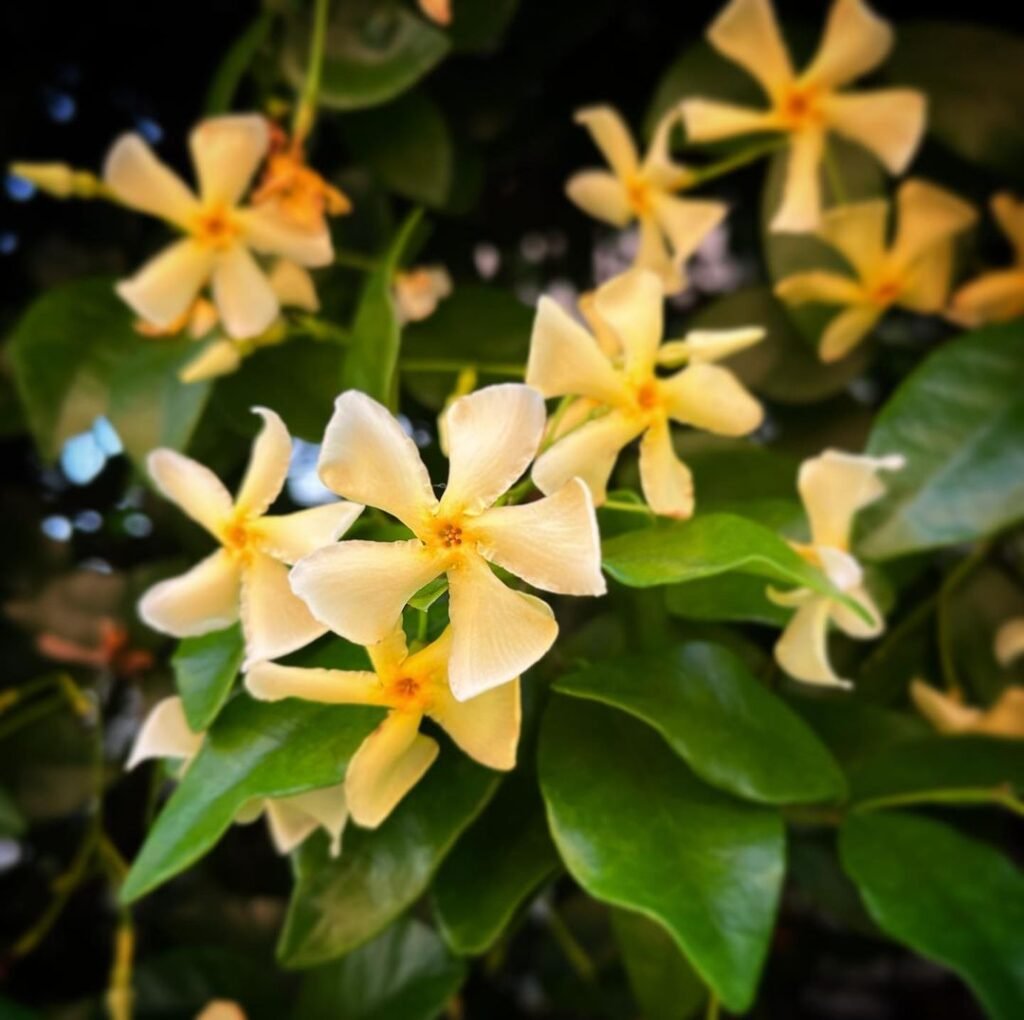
[222,517,258,563]
[437,521,463,548]
[193,205,241,250]
[778,84,825,130]
[867,277,904,307]
[625,176,654,217]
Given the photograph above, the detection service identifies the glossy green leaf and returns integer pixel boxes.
[8,278,210,464]
[666,574,789,626]
[172,624,244,732]
[432,772,559,955]
[284,0,450,111]
[447,0,518,53]
[121,696,383,903]
[539,697,785,1011]
[556,643,845,804]
[295,917,466,1020]
[859,323,1024,559]
[0,786,25,837]
[840,811,1024,1020]
[278,750,499,967]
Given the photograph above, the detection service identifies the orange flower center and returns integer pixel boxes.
[634,379,661,412]
[867,277,903,307]
[438,521,463,548]
[779,84,825,130]
[222,517,257,563]
[625,176,654,217]
[193,204,241,249]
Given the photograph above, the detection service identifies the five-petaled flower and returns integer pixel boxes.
[775,179,976,361]
[104,115,333,339]
[526,268,763,518]
[769,449,903,687]
[680,0,926,233]
[139,408,363,664]
[566,106,727,294]
[247,624,519,828]
[289,383,606,702]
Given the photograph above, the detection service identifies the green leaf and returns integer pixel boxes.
[556,643,845,805]
[172,624,245,733]
[840,811,1024,1020]
[666,574,790,627]
[612,908,707,1020]
[432,772,559,955]
[343,210,424,407]
[344,92,453,207]
[278,750,499,967]
[0,785,25,837]
[859,322,1024,559]
[447,0,519,53]
[295,917,466,1020]
[539,697,785,1012]
[8,278,211,464]
[121,696,383,903]
[284,0,450,112]
[204,12,272,114]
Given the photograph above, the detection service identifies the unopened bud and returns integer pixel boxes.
[8,162,104,199]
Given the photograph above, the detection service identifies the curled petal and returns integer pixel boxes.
[234,407,291,517]
[246,661,384,705]
[770,130,825,234]
[827,90,926,176]
[139,550,241,638]
[891,178,977,269]
[707,0,794,96]
[830,583,883,639]
[818,199,889,278]
[262,783,348,856]
[652,194,728,280]
[241,205,333,268]
[565,171,633,227]
[147,448,232,536]
[574,106,639,179]
[117,239,215,329]
[802,0,893,89]
[819,305,884,362]
[431,677,521,770]
[661,363,763,436]
[593,267,664,376]
[639,420,694,519]
[773,595,850,688]
[950,269,1024,328]
[127,696,202,770]
[269,259,320,311]
[642,107,692,191]
[103,134,198,228]
[212,246,279,340]
[189,114,269,207]
[635,216,680,294]
[256,502,363,564]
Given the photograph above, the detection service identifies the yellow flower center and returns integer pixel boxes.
[867,276,904,307]
[193,204,242,250]
[625,175,654,217]
[222,516,258,563]
[778,84,826,130]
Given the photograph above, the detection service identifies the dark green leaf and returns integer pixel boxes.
[172,624,245,732]
[840,811,1024,1020]
[666,574,790,627]
[0,785,25,837]
[556,643,845,804]
[204,12,272,114]
[447,0,518,53]
[539,697,784,1011]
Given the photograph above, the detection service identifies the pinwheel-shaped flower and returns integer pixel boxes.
[247,624,518,828]
[566,106,727,293]
[139,408,362,664]
[290,384,605,701]
[951,193,1024,327]
[526,268,763,518]
[775,180,976,361]
[104,115,332,339]
[769,450,903,687]
[128,696,348,854]
[681,0,926,233]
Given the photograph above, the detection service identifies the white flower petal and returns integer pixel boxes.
[996,618,1024,668]
[233,407,291,517]
[240,205,333,267]
[659,327,765,366]
[773,595,850,688]
[189,114,269,207]
[661,363,763,436]
[264,784,349,856]
[138,550,241,638]
[827,90,926,176]
[246,661,383,704]
[127,696,203,770]
[574,106,639,179]
[147,448,233,536]
[593,268,664,376]
[802,0,893,90]
[707,0,794,95]
[432,677,521,770]
[565,171,633,227]
[635,215,680,293]
[830,583,884,639]
[117,239,215,329]
[652,194,728,275]
[268,259,320,311]
[257,502,363,564]
[102,134,198,228]
[639,420,695,519]
[212,245,279,340]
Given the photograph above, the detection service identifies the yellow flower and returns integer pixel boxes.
[247,624,518,828]
[290,384,605,701]
[128,696,349,854]
[394,265,453,324]
[950,193,1024,327]
[104,115,332,339]
[769,450,902,687]
[526,268,764,518]
[996,617,1024,668]
[775,179,976,361]
[911,681,1024,740]
[566,106,727,293]
[138,408,363,664]
[196,1003,246,1020]
[681,0,926,233]
[418,0,451,26]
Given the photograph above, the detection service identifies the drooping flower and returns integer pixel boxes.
[394,265,453,324]
[247,624,518,828]
[290,384,605,701]
[680,0,926,233]
[104,115,332,339]
[139,408,363,664]
[566,106,727,293]
[526,268,763,518]
[769,449,903,687]
[128,696,348,854]
[910,681,1024,740]
[775,179,976,361]
[950,193,1024,327]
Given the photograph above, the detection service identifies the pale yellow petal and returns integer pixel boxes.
[991,192,1024,262]
[574,105,639,179]
[256,502,364,564]
[996,618,1024,668]
[447,553,558,700]
[289,540,442,646]
[246,661,384,705]
[366,622,412,678]
[679,99,778,144]
[641,106,691,191]
[147,448,233,536]
[138,550,241,637]
[819,305,884,362]
[774,595,850,688]
[318,390,437,530]
[240,205,333,267]
[440,384,546,515]
[474,477,606,596]
[890,178,977,269]
[268,259,320,311]
[565,171,633,227]
[346,711,438,828]
[818,199,889,278]
[775,270,865,307]
[127,696,203,770]
[900,242,954,314]
[661,363,763,436]
[196,1000,245,1020]
[658,327,764,367]
[981,689,1024,738]
[826,90,926,176]
[593,267,664,376]
[910,680,983,735]
[431,677,521,770]
[179,339,242,384]
[770,130,825,234]
[829,583,884,639]
[706,0,794,95]
[635,215,680,294]
[117,239,215,329]
[801,0,893,89]
[638,420,695,519]
[212,245,279,340]
[950,269,1024,327]
[264,784,348,855]
[189,114,269,207]
[102,134,198,228]
[651,194,728,281]
[234,407,291,517]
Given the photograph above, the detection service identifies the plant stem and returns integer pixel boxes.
[823,143,847,204]
[855,785,1024,817]
[685,138,786,188]
[937,542,990,695]
[333,248,381,272]
[602,498,655,516]
[706,994,721,1020]
[545,905,596,984]
[292,0,330,144]
[291,313,350,345]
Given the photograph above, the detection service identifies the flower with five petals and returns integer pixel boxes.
[290,384,605,701]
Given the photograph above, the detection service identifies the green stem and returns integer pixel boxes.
[685,138,786,188]
[545,905,596,984]
[400,359,526,377]
[937,543,990,696]
[291,313,350,345]
[293,0,330,143]
[333,248,381,272]
[705,994,721,1020]
[823,142,847,204]
[855,785,1024,817]
[602,498,655,516]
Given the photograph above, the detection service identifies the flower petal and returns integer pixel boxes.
[527,297,627,404]
[774,596,850,688]
[565,171,633,227]
[950,269,1024,328]
[658,327,765,367]
[890,179,977,269]
[996,618,1024,668]
[818,199,889,278]
[661,363,763,436]
[819,305,883,362]
[102,134,198,228]
[827,90,926,177]
[127,696,203,769]
[257,502,364,564]
[652,195,728,272]
[635,215,680,293]
[246,661,384,704]
[475,477,606,596]
[441,384,546,515]
[212,245,279,339]
[775,270,866,308]
[139,550,241,638]
[147,448,233,536]
[268,259,320,311]
[447,553,558,700]
[706,0,794,96]
[189,114,269,207]
[240,205,333,267]
[900,242,954,314]
[639,420,695,519]
[641,107,691,191]
[117,239,215,329]
[679,100,778,144]
[290,540,442,646]
[346,711,438,828]
[593,267,664,376]
[798,449,904,551]
[992,192,1024,262]
[909,680,982,735]
[770,130,825,234]
[574,106,639,179]
[318,390,437,530]
[802,0,893,89]
[431,677,521,770]
[180,339,242,383]
[234,407,291,517]
[262,783,348,856]
[830,583,883,639]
